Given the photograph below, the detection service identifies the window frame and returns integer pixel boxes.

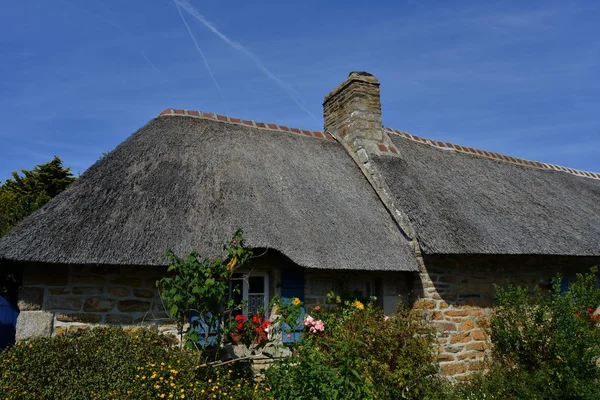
[234,271,270,317]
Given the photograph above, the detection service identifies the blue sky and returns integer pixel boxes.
[1,0,599,181]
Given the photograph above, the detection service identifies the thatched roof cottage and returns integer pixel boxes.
[1,72,599,377]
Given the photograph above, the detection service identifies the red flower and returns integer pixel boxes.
[235,315,247,322]
[255,327,262,333]
[252,314,261,324]
[237,323,244,330]
[261,320,271,329]
[587,307,594,313]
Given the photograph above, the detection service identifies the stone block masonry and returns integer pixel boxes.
[16,265,177,340]
[413,254,600,380]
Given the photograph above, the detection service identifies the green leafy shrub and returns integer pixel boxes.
[453,267,600,400]
[265,300,448,400]
[157,229,253,355]
[0,326,265,399]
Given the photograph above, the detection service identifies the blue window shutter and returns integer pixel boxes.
[280,271,305,343]
[0,295,19,349]
[190,311,219,347]
[281,271,304,301]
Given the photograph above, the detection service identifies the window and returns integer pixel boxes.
[230,272,269,316]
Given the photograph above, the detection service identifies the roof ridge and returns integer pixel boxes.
[385,127,600,181]
[158,109,334,142]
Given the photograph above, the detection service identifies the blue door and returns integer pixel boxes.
[0,295,19,348]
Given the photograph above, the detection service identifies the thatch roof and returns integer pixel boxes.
[373,132,600,255]
[0,114,418,271]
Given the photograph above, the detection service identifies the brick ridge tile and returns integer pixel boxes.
[158,109,332,142]
[385,126,600,180]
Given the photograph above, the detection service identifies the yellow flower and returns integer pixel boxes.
[227,257,238,270]
[352,300,365,310]
[292,297,301,306]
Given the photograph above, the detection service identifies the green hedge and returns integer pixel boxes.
[0,326,264,399]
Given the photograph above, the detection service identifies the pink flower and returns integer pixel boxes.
[286,334,292,338]
[309,326,316,333]
[384,316,390,322]
[303,315,315,326]
[314,306,321,311]
[313,320,325,332]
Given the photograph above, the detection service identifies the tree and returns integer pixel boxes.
[0,156,76,238]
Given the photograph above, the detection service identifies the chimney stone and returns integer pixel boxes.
[323,72,383,145]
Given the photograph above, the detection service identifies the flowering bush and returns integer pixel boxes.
[231,313,271,346]
[302,315,325,333]
[577,307,600,323]
[0,327,268,399]
[265,299,444,399]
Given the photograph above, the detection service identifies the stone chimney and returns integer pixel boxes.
[322,72,415,240]
[323,71,383,146]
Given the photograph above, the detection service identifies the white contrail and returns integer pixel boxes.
[140,50,163,76]
[174,1,228,111]
[174,0,317,122]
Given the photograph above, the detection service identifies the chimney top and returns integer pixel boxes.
[323,71,382,143]
[348,71,376,78]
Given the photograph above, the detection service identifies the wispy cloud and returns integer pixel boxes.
[174,0,317,122]
[140,50,163,76]
[173,0,228,113]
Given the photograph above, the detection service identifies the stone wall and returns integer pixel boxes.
[16,264,174,341]
[15,253,413,343]
[413,254,600,380]
[25,252,597,381]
